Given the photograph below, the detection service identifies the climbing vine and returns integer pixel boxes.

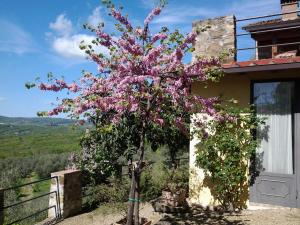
[195,101,263,210]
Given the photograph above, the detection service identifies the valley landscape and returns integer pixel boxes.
[0,116,85,224]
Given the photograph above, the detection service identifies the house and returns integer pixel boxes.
[189,0,300,208]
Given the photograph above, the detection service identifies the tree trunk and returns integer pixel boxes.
[126,166,136,225]
[134,169,140,225]
[127,109,148,225]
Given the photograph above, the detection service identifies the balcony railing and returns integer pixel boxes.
[235,9,300,61]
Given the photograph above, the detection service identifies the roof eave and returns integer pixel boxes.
[243,19,300,32]
[223,62,300,74]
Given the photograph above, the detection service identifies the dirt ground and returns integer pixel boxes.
[156,205,300,225]
[56,203,162,225]
[56,203,300,225]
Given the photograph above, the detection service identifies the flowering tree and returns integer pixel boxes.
[31,1,221,224]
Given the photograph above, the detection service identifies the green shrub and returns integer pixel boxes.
[140,162,168,201]
[83,177,130,209]
[140,159,189,201]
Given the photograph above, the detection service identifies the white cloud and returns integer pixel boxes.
[48,11,109,61]
[88,6,104,27]
[52,34,109,59]
[49,14,73,37]
[0,97,5,101]
[0,20,36,54]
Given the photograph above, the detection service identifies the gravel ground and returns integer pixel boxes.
[55,204,300,225]
[56,203,162,225]
[156,206,300,225]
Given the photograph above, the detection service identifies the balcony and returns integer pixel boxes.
[224,3,300,73]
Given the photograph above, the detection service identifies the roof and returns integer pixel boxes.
[243,18,300,31]
[281,0,299,3]
[222,57,300,73]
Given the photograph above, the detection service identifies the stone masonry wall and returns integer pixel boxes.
[48,170,82,219]
[192,15,236,63]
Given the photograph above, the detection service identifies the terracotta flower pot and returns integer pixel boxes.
[114,217,151,225]
[161,189,186,207]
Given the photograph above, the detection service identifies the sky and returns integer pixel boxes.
[0,0,281,117]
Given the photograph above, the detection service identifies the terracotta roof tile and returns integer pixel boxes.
[222,56,300,69]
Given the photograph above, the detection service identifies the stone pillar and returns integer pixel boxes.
[192,15,236,63]
[0,188,4,225]
[48,170,82,219]
[281,0,299,21]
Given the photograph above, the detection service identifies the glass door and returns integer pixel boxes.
[250,81,297,208]
[254,82,294,175]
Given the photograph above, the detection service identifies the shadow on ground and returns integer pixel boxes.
[155,206,247,225]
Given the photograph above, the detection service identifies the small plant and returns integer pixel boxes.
[140,160,169,201]
[164,166,189,193]
[195,101,263,210]
[83,177,130,209]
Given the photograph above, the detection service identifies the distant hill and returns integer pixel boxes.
[0,116,75,126]
[0,116,86,159]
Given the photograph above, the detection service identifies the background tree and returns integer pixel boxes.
[68,112,140,186]
[30,0,221,224]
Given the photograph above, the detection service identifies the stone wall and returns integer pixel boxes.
[192,15,236,63]
[48,170,82,219]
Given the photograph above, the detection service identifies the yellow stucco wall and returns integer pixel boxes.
[189,113,218,207]
[189,69,300,206]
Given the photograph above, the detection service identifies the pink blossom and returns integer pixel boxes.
[68,83,80,92]
[184,31,197,44]
[111,8,132,30]
[174,48,183,61]
[155,117,164,126]
[36,5,220,131]
[151,33,167,44]
[96,30,112,47]
[144,7,162,25]
[118,38,143,55]
[48,105,64,116]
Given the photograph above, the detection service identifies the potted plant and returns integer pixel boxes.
[161,167,188,207]
[161,184,186,207]
[151,166,189,213]
[114,217,151,225]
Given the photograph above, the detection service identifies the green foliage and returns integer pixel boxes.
[0,117,81,224]
[140,162,189,201]
[0,153,70,181]
[0,154,69,225]
[80,145,189,208]
[0,116,84,159]
[140,162,169,201]
[70,113,141,186]
[195,102,263,210]
[140,147,189,201]
[73,112,190,207]
[83,178,130,209]
[147,123,189,167]
[164,165,189,193]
